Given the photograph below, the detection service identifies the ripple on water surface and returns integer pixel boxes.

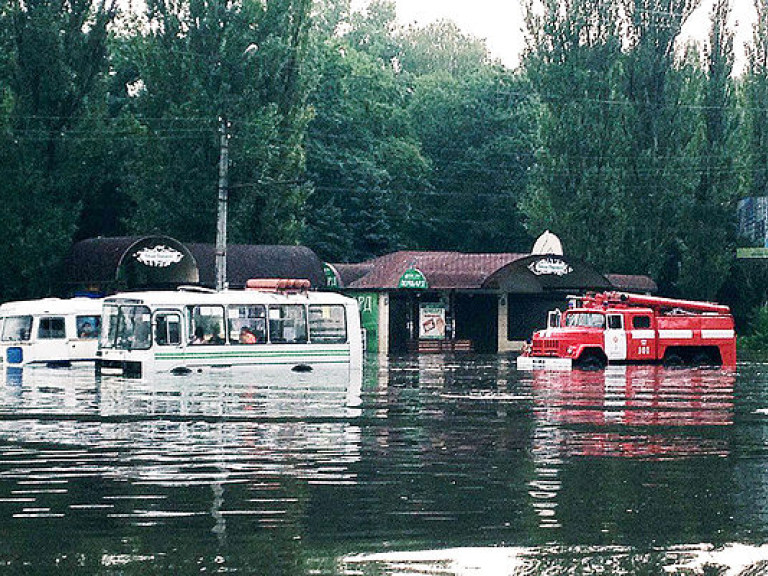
[0,357,765,574]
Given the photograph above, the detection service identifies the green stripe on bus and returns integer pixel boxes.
[154,350,351,361]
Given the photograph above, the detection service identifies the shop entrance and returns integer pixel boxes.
[454,293,498,353]
[388,293,412,354]
[507,294,567,340]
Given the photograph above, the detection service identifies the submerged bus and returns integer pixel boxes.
[0,297,103,367]
[96,281,363,376]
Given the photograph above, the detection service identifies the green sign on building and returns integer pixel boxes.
[323,263,340,288]
[355,292,379,352]
[398,268,428,289]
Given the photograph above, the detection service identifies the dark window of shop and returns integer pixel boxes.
[507,295,566,340]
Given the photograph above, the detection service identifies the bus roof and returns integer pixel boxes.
[0,297,103,316]
[103,289,356,307]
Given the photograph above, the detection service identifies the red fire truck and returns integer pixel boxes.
[517,292,736,370]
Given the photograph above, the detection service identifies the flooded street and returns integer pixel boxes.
[0,356,767,574]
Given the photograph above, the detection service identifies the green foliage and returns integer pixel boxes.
[398,20,490,77]
[114,0,313,245]
[0,0,116,299]
[739,304,768,353]
[408,67,534,251]
[521,0,628,266]
[521,0,741,299]
[304,36,429,261]
[2,0,768,312]
[304,0,533,260]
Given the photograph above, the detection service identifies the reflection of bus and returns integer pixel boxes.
[97,281,363,376]
[0,298,103,367]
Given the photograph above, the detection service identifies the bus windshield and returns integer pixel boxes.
[100,304,152,350]
[1,316,32,341]
[565,312,606,329]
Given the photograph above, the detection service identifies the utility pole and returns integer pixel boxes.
[215,116,229,291]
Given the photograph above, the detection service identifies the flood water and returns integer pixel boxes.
[1,356,768,574]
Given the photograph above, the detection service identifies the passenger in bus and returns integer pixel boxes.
[209,324,225,345]
[191,326,207,345]
[78,321,95,338]
[239,327,257,344]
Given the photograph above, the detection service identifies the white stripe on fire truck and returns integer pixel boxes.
[658,330,693,339]
[630,330,655,339]
[701,329,735,339]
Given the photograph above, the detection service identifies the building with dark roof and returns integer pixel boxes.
[328,236,656,355]
[63,236,325,294]
[62,233,656,356]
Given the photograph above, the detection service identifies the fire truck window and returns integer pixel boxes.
[633,315,651,329]
[565,313,605,329]
[607,315,623,330]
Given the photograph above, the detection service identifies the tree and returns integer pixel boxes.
[521,0,626,264]
[744,0,768,201]
[0,0,116,299]
[303,36,430,261]
[678,0,738,300]
[398,20,490,77]
[616,0,700,292]
[408,67,534,252]
[114,0,313,245]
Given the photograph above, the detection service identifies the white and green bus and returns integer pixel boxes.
[97,281,363,376]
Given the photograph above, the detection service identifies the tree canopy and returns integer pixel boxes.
[1,0,767,321]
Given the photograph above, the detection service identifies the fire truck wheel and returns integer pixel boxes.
[663,352,684,367]
[577,353,606,371]
[692,352,715,367]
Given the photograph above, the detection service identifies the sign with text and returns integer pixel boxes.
[527,257,573,277]
[323,263,340,288]
[737,247,768,259]
[133,245,184,268]
[398,268,428,289]
[355,292,379,352]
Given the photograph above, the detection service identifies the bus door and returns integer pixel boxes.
[38,316,69,363]
[154,311,183,348]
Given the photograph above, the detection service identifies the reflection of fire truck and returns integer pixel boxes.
[517,292,736,370]
[530,365,735,459]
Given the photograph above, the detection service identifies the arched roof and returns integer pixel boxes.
[65,236,198,288]
[64,237,325,293]
[482,254,612,293]
[186,243,325,288]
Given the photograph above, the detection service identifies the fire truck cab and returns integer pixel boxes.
[517,292,736,370]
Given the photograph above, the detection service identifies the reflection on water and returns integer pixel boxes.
[0,357,766,574]
[344,543,768,575]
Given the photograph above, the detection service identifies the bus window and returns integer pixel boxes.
[155,313,182,346]
[188,306,225,345]
[76,316,101,339]
[39,317,66,340]
[268,305,308,344]
[309,305,347,343]
[1,316,32,342]
[227,305,267,345]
